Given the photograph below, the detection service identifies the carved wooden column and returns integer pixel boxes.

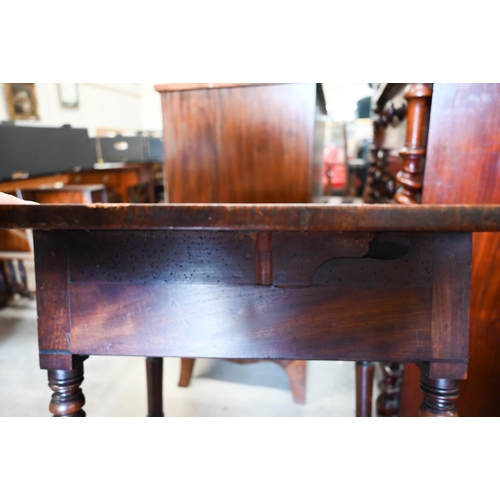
[48,362,86,417]
[394,84,433,204]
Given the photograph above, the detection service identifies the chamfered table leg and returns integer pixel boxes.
[146,357,164,417]
[419,370,460,417]
[356,361,374,417]
[48,362,86,417]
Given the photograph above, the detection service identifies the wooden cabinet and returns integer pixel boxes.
[155,83,319,203]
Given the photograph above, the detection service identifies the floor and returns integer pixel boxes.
[0,260,381,417]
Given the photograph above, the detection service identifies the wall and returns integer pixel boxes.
[322,83,373,122]
[0,83,163,136]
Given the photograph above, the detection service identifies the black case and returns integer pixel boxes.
[0,122,97,181]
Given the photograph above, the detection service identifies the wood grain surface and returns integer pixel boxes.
[158,83,316,203]
[68,282,431,360]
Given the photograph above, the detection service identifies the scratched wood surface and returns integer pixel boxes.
[1,204,500,232]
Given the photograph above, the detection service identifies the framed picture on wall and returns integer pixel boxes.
[4,83,40,120]
[57,83,79,108]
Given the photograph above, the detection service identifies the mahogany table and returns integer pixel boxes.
[1,203,499,417]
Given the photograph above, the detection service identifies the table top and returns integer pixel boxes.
[1,204,500,232]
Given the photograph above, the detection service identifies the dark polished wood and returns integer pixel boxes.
[156,83,316,203]
[400,83,500,416]
[146,357,164,417]
[48,360,86,417]
[0,204,497,416]
[356,361,374,417]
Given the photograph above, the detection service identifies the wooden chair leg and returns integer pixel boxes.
[356,361,374,417]
[178,358,196,387]
[177,358,306,404]
[282,360,306,404]
[146,357,164,417]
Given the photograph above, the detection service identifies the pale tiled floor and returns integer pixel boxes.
[0,261,380,417]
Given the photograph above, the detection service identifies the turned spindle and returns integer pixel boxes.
[394,83,432,205]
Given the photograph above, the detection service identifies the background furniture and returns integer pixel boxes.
[155,83,322,203]
[68,163,155,203]
[21,185,108,204]
[0,174,70,193]
[2,204,498,417]
[0,228,33,307]
[0,163,156,204]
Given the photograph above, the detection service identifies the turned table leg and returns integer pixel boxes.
[146,357,164,417]
[419,370,460,417]
[48,363,86,417]
[356,361,374,417]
